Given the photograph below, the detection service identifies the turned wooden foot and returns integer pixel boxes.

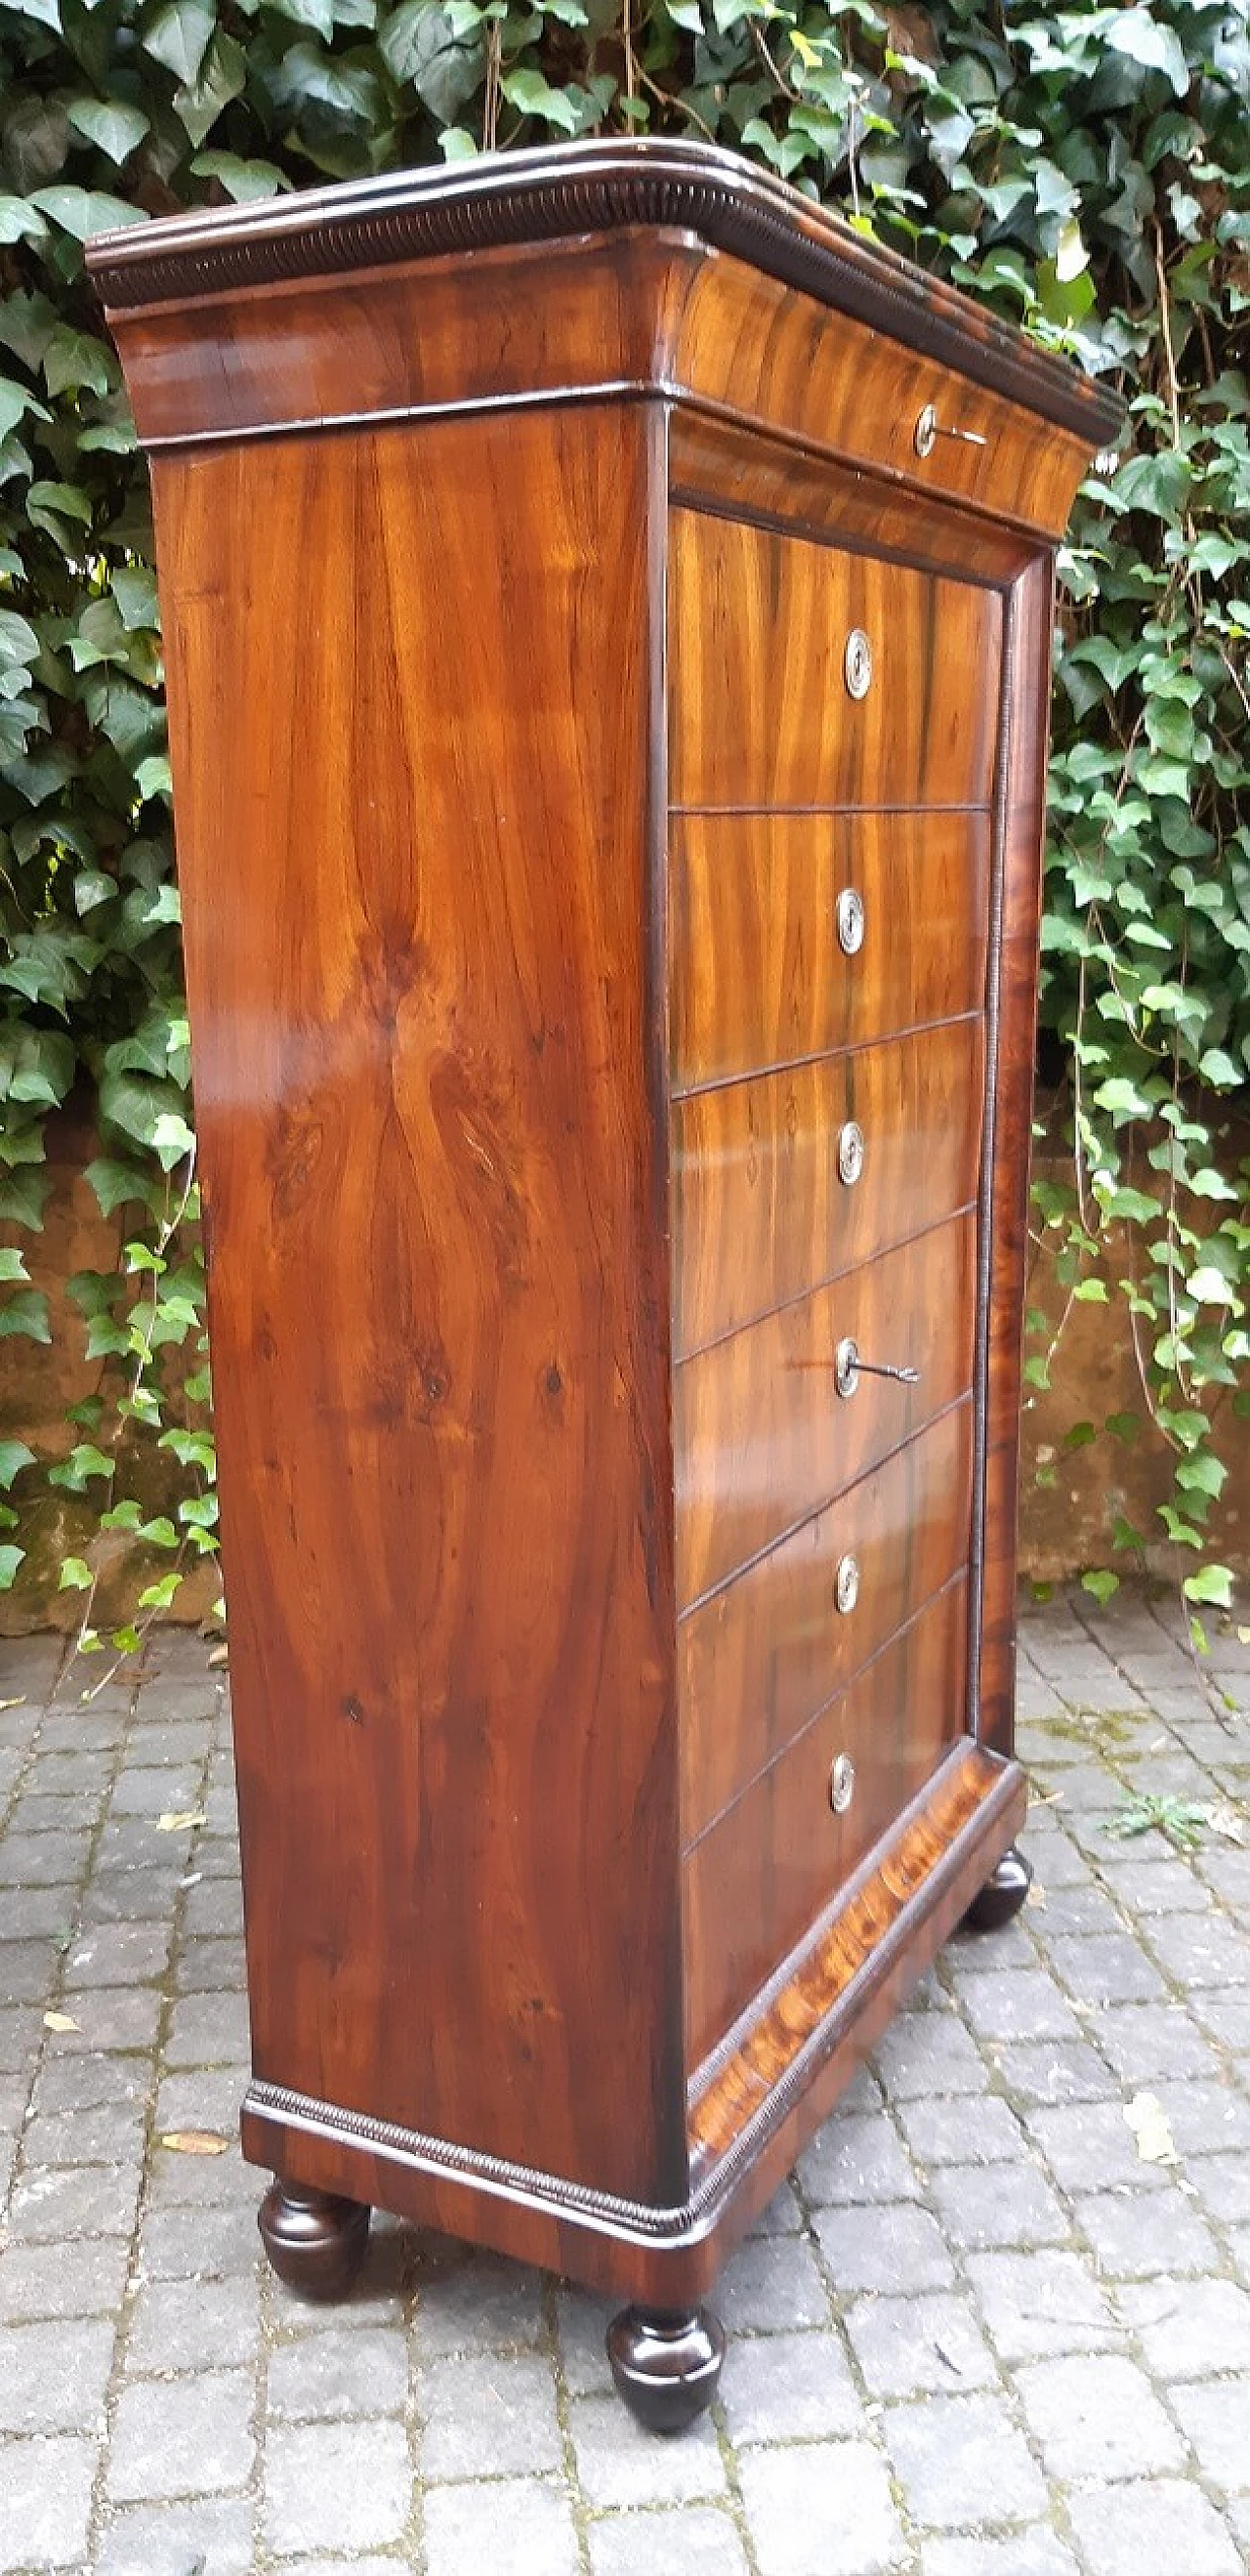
[606,2303,725,2432]
[962,1842,1032,1932]
[258,2178,371,2301]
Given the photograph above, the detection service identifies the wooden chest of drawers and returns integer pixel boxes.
[89,141,1121,2429]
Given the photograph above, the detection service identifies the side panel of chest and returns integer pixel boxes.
[667,498,1003,2078]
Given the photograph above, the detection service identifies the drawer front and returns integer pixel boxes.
[684,1577,969,2070]
[680,1402,974,1845]
[670,811,991,1093]
[669,512,1002,812]
[675,1209,978,1612]
[672,1019,984,1361]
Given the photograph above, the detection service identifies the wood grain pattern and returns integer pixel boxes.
[669,510,1003,811]
[676,1210,979,1611]
[156,401,687,2205]
[975,553,1057,1758]
[679,1402,975,1844]
[683,1577,969,2067]
[672,1018,985,1360]
[687,1737,1024,2170]
[669,810,992,1093]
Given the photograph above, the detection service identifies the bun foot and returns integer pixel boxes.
[962,1842,1033,1932]
[607,2303,726,2433]
[258,2178,371,2301]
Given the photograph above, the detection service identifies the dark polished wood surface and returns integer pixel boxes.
[683,1577,969,2067]
[672,1017,985,1360]
[157,403,686,2205]
[669,510,1002,812]
[95,153,1120,2348]
[680,1403,975,1846]
[669,811,992,1094]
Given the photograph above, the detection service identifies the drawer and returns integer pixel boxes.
[675,1208,977,1611]
[669,511,1002,811]
[680,1402,974,1844]
[669,810,991,1093]
[684,1576,970,2070]
[672,1019,984,1361]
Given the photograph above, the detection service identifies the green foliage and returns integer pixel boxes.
[0,0,1246,1662]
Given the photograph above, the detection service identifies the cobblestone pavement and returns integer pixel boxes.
[0,1591,1248,2575]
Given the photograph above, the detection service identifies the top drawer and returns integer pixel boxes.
[669,510,1002,813]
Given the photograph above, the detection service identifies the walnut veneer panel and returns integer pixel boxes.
[675,1210,978,1612]
[672,1018,985,1360]
[669,512,1002,812]
[680,1403,975,1845]
[670,811,992,1093]
[154,402,687,2205]
[684,1577,969,2067]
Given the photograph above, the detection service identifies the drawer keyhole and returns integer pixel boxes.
[829,1753,855,1815]
[838,1121,865,1188]
[834,1554,859,1616]
[844,628,873,700]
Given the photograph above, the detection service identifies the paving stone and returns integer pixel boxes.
[1015,2349,1185,2480]
[176,1934,247,1992]
[719,2230,829,2332]
[882,2390,1048,2529]
[843,2291,998,2398]
[1150,2076,1250,2161]
[424,2474,580,2576]
[0,2432,97,2571]
[797,2107,920,2205]
[154,2064,245,2137]
[0,2004,42,2073]
[107,2368,255,2501]
[1169,2377,1250,2492]
[411,2248,546,2358]
[94,2496,254,2576]
[136,2200,261,2282]
[721,2327,864,2442]
[1044,1931,1169,2006]
[813,2202,956,2295]
[748,2178,807,2236]
[925,2159,1070,2253]
[962,2246,1119,2363]
[263,2417,412,2553]
[869,2008,989,2098]
[1115,2276,1250,2380]
[738,2439,906,2576]
[7,2158,141,2242]
[0,2315,114,2433]
[1105,1860,1216,1917]
[0,1830,92,1888]
[146,2136,252,2210]
[919,2537,1079,2576]
[554,2285,614,2397]
[0,2230,130,2323]
[419,2347,562,2482]
[0,1936,63,2000]
[896,2094,1027,2170]
[163,1987,251,2068]
[1022,1879,1123,1936]
[269,2321,408,2418]
[567,2391,726,2510]
[1186,2150,1250,2226]
[22,2097,147,2167]
[181,1873,245,1937]
[1146,1912,1250,1988]
[588,2503,751,2576]
[1095,2000,1222,2083]
[64,1919,172,1987]
[1191,1990,1250,2051]
[125,2272,261,2375]
[977,2039,1118,2106]
[958,1973,1084,2046]
[109,1764,203,1819]
[1075,2185,1220,2278]
[33,2049,150,2117]
[1064,2479,1241,2576]
[1023,2098,1175,2195]
[51,1985,165,2052]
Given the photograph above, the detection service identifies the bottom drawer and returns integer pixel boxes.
[683,1576,969,2071]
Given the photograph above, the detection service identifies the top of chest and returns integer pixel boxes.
[87,138,1122,543]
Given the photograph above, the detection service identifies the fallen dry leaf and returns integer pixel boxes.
[157,1809,206,1834]
[0,1696,25,1712]
[1123,2090,1178,2166]
[1025,1880,1046,1910]
[160,2130,229,2156]
[207,1643,229,1668]
[43,2010,80,2035]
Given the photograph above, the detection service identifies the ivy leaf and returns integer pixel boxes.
[500,68,580,132]
[1184,1564,1234,1608]
[0,1546,26,1591]
[144,0,217,85]
[0,1440,36,1490]
[29,187,149,241]
[65,99,152,165]
[1105,9,1190,97]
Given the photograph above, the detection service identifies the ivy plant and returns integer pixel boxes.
[0,0,1246,1666]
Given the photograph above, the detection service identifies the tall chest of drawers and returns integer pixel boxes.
[90,141,1122,2428]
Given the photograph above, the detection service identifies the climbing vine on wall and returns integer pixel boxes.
[0,0,1247,1659]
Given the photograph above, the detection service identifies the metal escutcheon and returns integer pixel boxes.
[914,401,938,459]
[836,887,865,957]
[834,1336,860,1400]
[838,1120,865,1188]
[844,627,873,700]
[829,1753,855,1815]
[834,1553,860,1617]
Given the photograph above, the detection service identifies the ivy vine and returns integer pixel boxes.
[0,0,1246,1667]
